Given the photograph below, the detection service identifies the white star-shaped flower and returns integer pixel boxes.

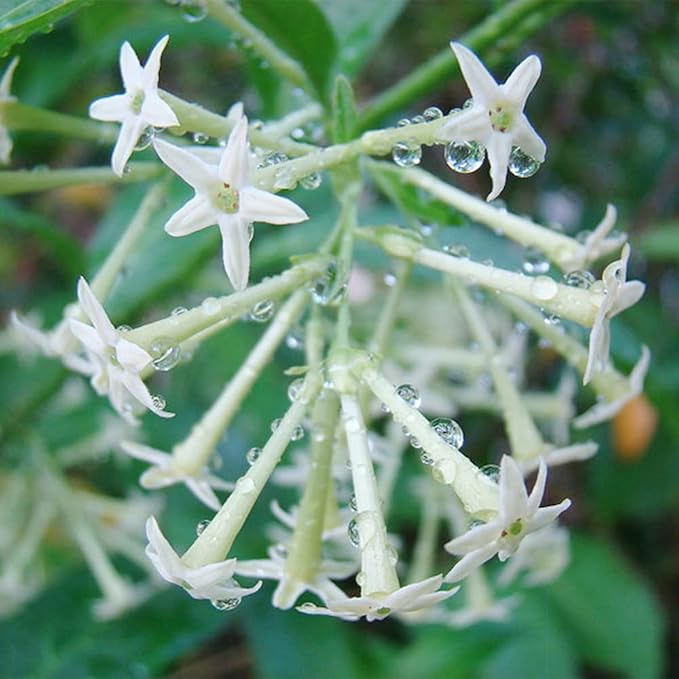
[297,574,457,622]
[145,516,261,601]
[120,441,233,511]
[69,277,174,424]
[0,56,19,165]
[575,345,650,428]
[235,544,356,610]
[153,111,308,291]
[89,35,178,176]
[444,456,571,583]
[440,42,546,201]
[584,244,645,384]
[498,524,570,587]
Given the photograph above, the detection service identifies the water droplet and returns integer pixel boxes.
[386,543,399,566]
[290,424,305,441]
[270,418,282,433]
[259,151,288,168]
[192,131,209,144]
[250,298,274,322]
[311,261,346,306]
[201,297,220,315]
[134,127,154,151]
[349,494,357,511]
[211,597,241,611]
[246,447,261,465]
[285,328,304,350]
[445,140,485,173]
[300,172,322,190]
[443,244,470,258]
[396,118,410,127]
[420,451,434,465]
[463,98,474,109]
[432,458,456,484]
[383,272,397,287]
[152,394,166,410]
[522,248,550,275]
[563,270,595,289]
[150,337,181,371]
[392,141,422,167]
[423,106,443,121]
[410,436,422,449]
[530,275,558,301]
[235,476,256,494]
[271,543,288,560]
[291,127,305,139]
[375,606,391,617]
[182,0,208,22]
[355,570,365,586]
[396,383,421,408]
[287,378,305,402]
[544,312,561,325]
[431,417,464,448]
[508,146,540,178]
[117,325,132,333]
[348,518,360,547]
[411,114,426,125]
[171,306,188,317]
[196,519,210,536]
[479,464,500,482]
[298,602,318,612]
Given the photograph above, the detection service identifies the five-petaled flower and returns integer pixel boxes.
[444,456,571,582]
[153,111,308,291]
[440,42,546,201]
[584,244,645,384]
[297,574,457,622]
[145,516,261,601]
[69,277,174,423]
[89,35,178,176]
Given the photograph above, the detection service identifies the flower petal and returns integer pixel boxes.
[0,56,19,97]
[526,499,571,533]
[116,337,152,372]
[239,186,308,225]
[141,91,179,128]
[485,132,513,201]
[141,34,169,91]
[218,214,251,291]
[145,516,185,582]
[439,106,492,144]
[120,370,174,419]
[526,458,547,515]
[111,115,146,177]
[120,440,170,466]
[502,54,541,110]
[444,520,501,555]
[185,477,223,511]
[153,138,215,192]
[499,455,529,523]
[164,194,218,236]
[77,277,117,345]
[450,42,499,107]
[119,41,143,92]
[69,319,108,356]
[444,542,499,582]
[512,114,546,163]
[89,94,129,123]
[10,311,53,354]
[218,114,250,187]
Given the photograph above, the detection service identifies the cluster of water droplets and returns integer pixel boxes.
[270,418,305,441]
[165,0,208,23]
[390,107,442,168]
[310,261,347,307]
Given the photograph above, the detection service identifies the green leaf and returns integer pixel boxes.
[369,163,466,228]
[318,0,408,77]
[545,534,664,679]
[332,74,357,143]
[0,0,92,55]
[240,0,337,100]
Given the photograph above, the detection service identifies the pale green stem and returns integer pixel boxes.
[160,91,314,156]
[376,420,406,520]
[389,163,585,269]
[125,255,328,351]
[0,163,161,195]
[171,290,308,472]
[450,281,547,461]
[358,360,499,518]
[498,293,629,400]
[263,103,322,138]
[0,101,117,142]
[90,180,168,300]
[407,482,442,585]
[340,392,400,597]
[1,499,54,580]
[369,259,412,356]
[204,0,313,94]
[182,372,321,567]
[42,463,132,603]
[396,344,488,375]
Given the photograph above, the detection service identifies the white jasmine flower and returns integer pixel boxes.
[562,204,627,271]
[584,244,645,384]
[498,524,570,587]
[120,441,232,511]
[444,456,571,583]
[153,111,308,291]
[575,345,651,428]
[89,35,178,176]
[440,42,546,201]
[517,441,598,474]
[235,545,356,610]
[297,574,457,622]
[69,277,174,423]
[145,516,261,601]
[0,56,19,164]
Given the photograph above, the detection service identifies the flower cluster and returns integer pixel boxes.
[3,27,649,627]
